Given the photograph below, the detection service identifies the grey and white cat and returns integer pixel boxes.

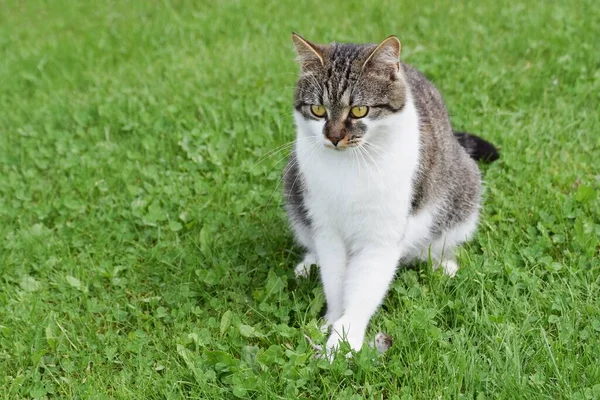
[284,34,499,357]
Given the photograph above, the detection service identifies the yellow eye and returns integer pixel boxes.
[310,105,327,118]
[350,106,369,118]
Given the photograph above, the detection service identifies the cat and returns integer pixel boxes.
[284,33,499,357]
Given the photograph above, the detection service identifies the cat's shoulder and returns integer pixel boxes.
[401,63,435,90]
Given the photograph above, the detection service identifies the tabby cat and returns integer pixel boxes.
[284,34,499,357]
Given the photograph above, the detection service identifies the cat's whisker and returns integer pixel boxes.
[265,137,321,209]
[278,160,299,193]
[361,143,385,177]
[363,144,387,194]
[353,145,372,195]
[279,143,313,184]
[252,142,296,167]
[360,143,383,180]
[352,146,362,180]
[287,139,321,201]
[253,136,316,167]
[259,140,317,178]
[357,144,371,195]
[262,148,305,208]
[363,141,387,159]
[265,150,298,179]
[362,141,382,154]
[364,142,392,172]
[283,139,323,204]
[364,143,394,193]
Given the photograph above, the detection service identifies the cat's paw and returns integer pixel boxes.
[441,259,459,277]
[325,318,365,360]
[294,262,311,279]
[294,253,318,279]
[433,259,459,277]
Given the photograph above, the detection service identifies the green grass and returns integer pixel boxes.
[1,0,599,398]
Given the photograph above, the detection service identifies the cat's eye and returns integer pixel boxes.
[310,105,327,118]
[350,106,369,118]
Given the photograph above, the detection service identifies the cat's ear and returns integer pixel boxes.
[291,33,324,69]
[362,35,402,69]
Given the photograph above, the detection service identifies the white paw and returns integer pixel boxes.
[325,319,365,360]
[294,253,318,279]
[294,262,311,278]
[441,259,459,277]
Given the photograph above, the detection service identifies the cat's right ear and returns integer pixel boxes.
[291,33,324,69]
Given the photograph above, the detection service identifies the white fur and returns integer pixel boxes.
[292,93,478,357]
[294,252,317,278]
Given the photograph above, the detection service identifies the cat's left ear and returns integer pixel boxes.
[362,35,402,70]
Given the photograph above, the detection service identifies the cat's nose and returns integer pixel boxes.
[324,121,346,146]
[326,131,346,146]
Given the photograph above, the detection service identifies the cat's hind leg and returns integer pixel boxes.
[418,241,458,277]
[290,218,319,279]
[426,211,479,277]
[435,256,459,277]
[295,252,318,278]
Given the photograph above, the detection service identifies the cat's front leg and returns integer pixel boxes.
[314,230,347,330]
[326,245,401,355]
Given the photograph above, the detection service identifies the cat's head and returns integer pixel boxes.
[292,34,407,150]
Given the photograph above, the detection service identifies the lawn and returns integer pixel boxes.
[1,0,599,398]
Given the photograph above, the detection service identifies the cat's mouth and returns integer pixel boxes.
[324,139,362,150]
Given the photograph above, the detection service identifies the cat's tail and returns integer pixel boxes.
[453,131,500,163]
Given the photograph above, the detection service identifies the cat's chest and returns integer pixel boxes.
[301,154,414,237]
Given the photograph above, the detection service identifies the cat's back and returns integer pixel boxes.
[401,63,452,135]
[401,62,481,230]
